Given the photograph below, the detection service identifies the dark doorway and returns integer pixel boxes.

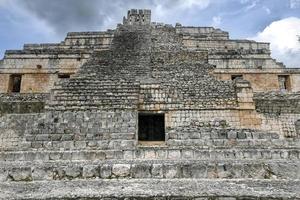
[58,74,71,79]
[231,75,243,81]
[278,75,290,91]
[9,74,22,93]
[138,113,165,141]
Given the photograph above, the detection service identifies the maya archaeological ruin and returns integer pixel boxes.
[1,8,300,200]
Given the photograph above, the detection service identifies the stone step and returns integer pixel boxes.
[52,93,139,97]
[53,88,140,93]
[52,86,140,91]
[166,138,300,148]
[45,105,138,111]
[52,97,139,102]
[169,128,281,140]
[1,159,300,181]
[0,179,299,199]
[0,148,299,162]
[53,80,140,86]
[21,134,300,149]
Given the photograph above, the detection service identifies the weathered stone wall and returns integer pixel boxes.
[64,31,114,49]
[167,25,274,73]
[183,39,270,52]
[291,73,300,92]
[209,57,283,69]
[21,74,53,93]
[254,92,300,114]
[215,73,280,92]
[0,74,9,92]
[1,109,299,152]
[254,92,300,137]
[0,93,48,116]
[0,57,85,93]
[166,108,299,139]
[175,26,229,40]
[0,111,136,151]
[1,56,85,70]
[0,30,114,93]
[124,9,151,25]
[214,69,300,92]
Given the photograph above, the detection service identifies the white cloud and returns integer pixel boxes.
[290,0,300,9]
[152,0,210,23]
[212,16,221,27]
[263,6,271,15]
[240,0,250,4]
[250,17,300,68]
[244,0,258,11]
[179,0,210,9]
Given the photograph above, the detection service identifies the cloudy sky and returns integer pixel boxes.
[0,0,300,67]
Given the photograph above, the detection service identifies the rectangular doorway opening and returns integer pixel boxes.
[58,74,71,79]
[8,74,22,93]
[231,74,243,81]
[138,113,165,142]
[278,75,290,91]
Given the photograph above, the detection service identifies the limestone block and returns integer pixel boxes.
[0,169,8,182]
[151,164,164,178]
[167,150,181,160]
[82,165,99,178]
[123,150,134,159]
[223,164,243,178]
[190,164,207,178]
[181,150,194,159]
[74,141,87,149]
[49,152,62,160]
[207,165,218,178]
[131,164,151,178]
[164,164,181,178]
[181,165,192,178]
[227,130,237,139]
[32,167,53,181]
[9,168,32,181]
[267,162,300,179]
[120,140,135,149]
[100,164,112,178]
[216,164,234,178]
[156,149,167,159]
[112,164,131,178]
[144,149,156,159]
[64,166,82,179]
[237,131,247,139]
[242,164,266,179]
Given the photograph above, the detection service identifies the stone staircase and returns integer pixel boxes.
[1,126,300,199]
[46,23,237,112]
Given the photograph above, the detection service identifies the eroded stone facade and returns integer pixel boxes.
[0,9,300,200]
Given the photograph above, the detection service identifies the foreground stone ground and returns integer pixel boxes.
[1,179,300,200]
